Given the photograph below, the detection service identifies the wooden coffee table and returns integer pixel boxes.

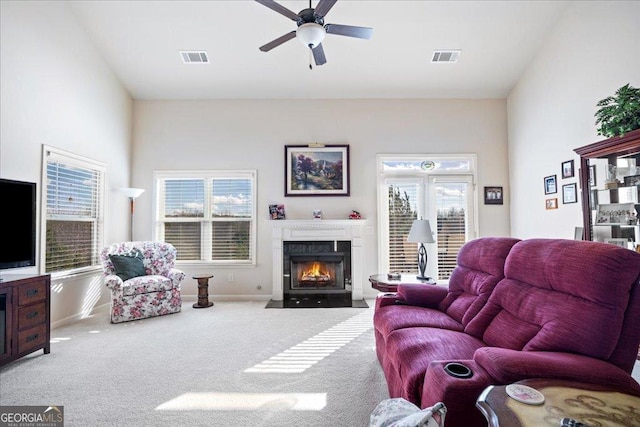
[476,378,640,427]
[369,273,436,293]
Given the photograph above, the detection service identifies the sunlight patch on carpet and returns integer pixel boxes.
[156,392,327,411]
[244,310,372,374]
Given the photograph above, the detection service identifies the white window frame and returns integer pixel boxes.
[376,154,478,283]
[153,170,257,266]
[40,145,106,277]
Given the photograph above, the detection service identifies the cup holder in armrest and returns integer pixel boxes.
[444,362,473,379]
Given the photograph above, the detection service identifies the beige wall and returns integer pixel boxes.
[0,1,133,325]
[132,99,510,299]
[508,1,640,239]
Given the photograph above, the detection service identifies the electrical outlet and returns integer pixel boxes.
[227,273,234,282]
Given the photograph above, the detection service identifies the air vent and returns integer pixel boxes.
[180,51,209,64]
[431,50,461,63]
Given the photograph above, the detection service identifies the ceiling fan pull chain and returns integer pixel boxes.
[309,48,313,70]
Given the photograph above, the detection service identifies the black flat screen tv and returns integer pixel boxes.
[0,178,37,270]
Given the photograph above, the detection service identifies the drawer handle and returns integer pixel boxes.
[27,311,39,319]
[27,288,39,297]
[26,333,39,342]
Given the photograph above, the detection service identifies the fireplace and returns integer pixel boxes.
[268,219,368,307]
[283,241,351,298]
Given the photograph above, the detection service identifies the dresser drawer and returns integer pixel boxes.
[18,323,47,355]
[18,281,46,305]
[18,302,46,330]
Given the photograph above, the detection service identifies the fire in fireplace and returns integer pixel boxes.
[283,241,351,297]
[290,253,344,291]
[299,262,332,284]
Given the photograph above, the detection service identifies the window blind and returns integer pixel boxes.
[387,183,419,273]
[157,173,255,264]
[435,182,468,280]
[44,148,105,274]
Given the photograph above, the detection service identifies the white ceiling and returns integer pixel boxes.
[68,0,569,100]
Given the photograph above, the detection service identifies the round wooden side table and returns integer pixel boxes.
[192,275,214,308]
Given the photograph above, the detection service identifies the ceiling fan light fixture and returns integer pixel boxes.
[296,23,326,48]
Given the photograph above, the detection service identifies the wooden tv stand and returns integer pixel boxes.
[0,273,51,367]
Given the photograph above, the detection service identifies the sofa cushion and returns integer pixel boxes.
[122,275,174,297]
[438,237,519,328]
[109,250,146,281]
[466,239,640,360]
[374,305,464,340]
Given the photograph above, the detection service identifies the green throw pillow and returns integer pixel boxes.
[109,250,146,281]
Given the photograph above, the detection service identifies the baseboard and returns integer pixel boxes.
[181,294,272,302]
[51,302,111,330]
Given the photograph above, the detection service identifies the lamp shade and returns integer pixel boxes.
[296,23,326,48]
[120,187,145,199]
[407,219,435,243]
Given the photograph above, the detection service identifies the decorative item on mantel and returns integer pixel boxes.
[348,210,362,219]
[269,204,286,220]
[313,209,322,219]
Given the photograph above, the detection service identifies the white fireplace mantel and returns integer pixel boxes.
[269,220,368,301]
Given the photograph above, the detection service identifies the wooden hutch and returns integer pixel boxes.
[574,128,640,242]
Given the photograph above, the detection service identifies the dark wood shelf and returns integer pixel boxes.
[0,274,51,367]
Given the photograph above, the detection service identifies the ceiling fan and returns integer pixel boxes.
[255,0,373,67]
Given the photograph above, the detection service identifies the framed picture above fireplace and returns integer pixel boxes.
[285,144,350,196]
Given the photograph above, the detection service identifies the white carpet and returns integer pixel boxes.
[0,301,389,426]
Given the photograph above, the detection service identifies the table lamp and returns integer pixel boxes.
[407,219,435,280]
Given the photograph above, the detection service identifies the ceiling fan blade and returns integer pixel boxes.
[259,31,297,52]
[325,24,373,39]
[312,43,327,66]
[314,0,337,18]
[255,0,299,21]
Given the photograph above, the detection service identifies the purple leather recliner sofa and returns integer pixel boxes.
[374,237,640,426]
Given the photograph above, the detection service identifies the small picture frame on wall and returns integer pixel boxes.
[544,175,557,195]
[589,164,597,187]
[561,160,575,179]
[562,183,577,204]
[545,198,558,210]
[484,186,503,205]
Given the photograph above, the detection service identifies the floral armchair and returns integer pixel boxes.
[100,241,184,323]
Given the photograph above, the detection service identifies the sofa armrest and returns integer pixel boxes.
[397,283,448,308]
[104,274,123,291]
[166,268,186,288]
[375,293,400,310]
[474,347,640,396]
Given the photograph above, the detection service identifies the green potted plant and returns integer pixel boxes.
[594,83,640,138]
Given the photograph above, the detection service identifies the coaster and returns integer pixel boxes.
[506,384,545,405]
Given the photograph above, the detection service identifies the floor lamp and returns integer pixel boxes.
[121,187,145,241]
[407,219,435,281]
